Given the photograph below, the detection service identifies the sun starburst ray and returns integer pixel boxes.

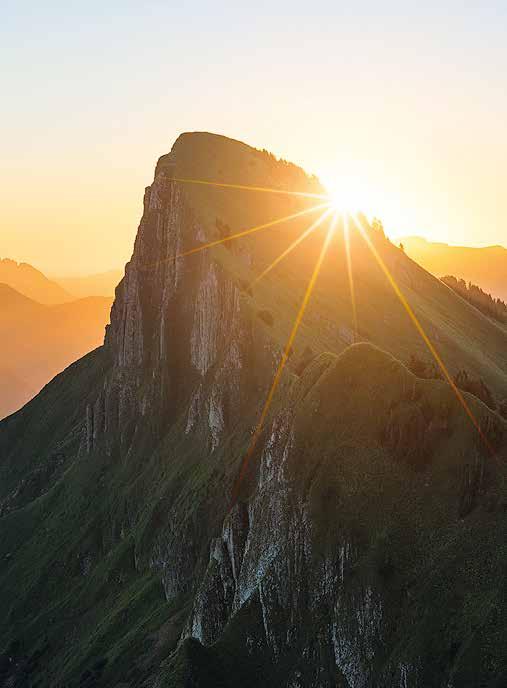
[251,207,334,287]
[351,213,496,456]
[343,212,359,342]
[231,216,337,506]
[138,201,331,271]
[173,176,330,200]
[178,202,332,260]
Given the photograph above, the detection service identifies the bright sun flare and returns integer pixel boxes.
[321,173,414,243]
[324,177,369,215]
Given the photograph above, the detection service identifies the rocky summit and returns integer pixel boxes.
[0,133,506,688]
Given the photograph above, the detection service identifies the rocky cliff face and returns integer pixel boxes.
[0,133,506,688]
[77,146,274,613]
[85,172,240,459]
[177,344,507,688]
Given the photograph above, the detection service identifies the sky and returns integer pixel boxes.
[1,1,506,275]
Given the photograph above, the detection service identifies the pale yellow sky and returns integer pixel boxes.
[2,2,506,275]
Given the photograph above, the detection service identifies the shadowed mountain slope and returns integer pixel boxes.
[0,132,506,688]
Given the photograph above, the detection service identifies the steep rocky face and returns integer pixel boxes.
[0,133,506,688]
[89,143,282,461]
[177,346,507,688]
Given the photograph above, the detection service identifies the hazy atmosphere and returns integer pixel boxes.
[2,1,507,274]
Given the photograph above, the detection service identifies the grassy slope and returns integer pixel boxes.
[161,344,507,687]
[0,362,257,686]
[3,341,504,687]
[298,346,507,687]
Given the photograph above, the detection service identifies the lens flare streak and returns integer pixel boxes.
[173,177,329,201]
[252,207,334,286]
[138,202,331,271]
[351,213,496,456]
[343,213,359,342]
[178,202,332,259]
[147,171,496,495]
[231,216,337,505]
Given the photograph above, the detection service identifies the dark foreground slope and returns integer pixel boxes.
[1,133,506,688]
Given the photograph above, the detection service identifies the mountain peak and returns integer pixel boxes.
[153,131,323,199]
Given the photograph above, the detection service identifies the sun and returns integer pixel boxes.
[323,176,369,216]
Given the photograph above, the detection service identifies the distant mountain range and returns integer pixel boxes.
[401,236,507,300]
[1,257,122,302]
[0,257,72,304]
[0,283,112,418]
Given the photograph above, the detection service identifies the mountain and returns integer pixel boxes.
[56,269,123,298]
[0,258,72,304]
[0,283,112,419]
[401,236,507,301]
[0,133,506,688]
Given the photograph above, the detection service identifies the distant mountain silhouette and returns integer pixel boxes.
[0,257,71,304]
[55,269,123,297]
[0,283,112,418]
[401,236,507,300]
